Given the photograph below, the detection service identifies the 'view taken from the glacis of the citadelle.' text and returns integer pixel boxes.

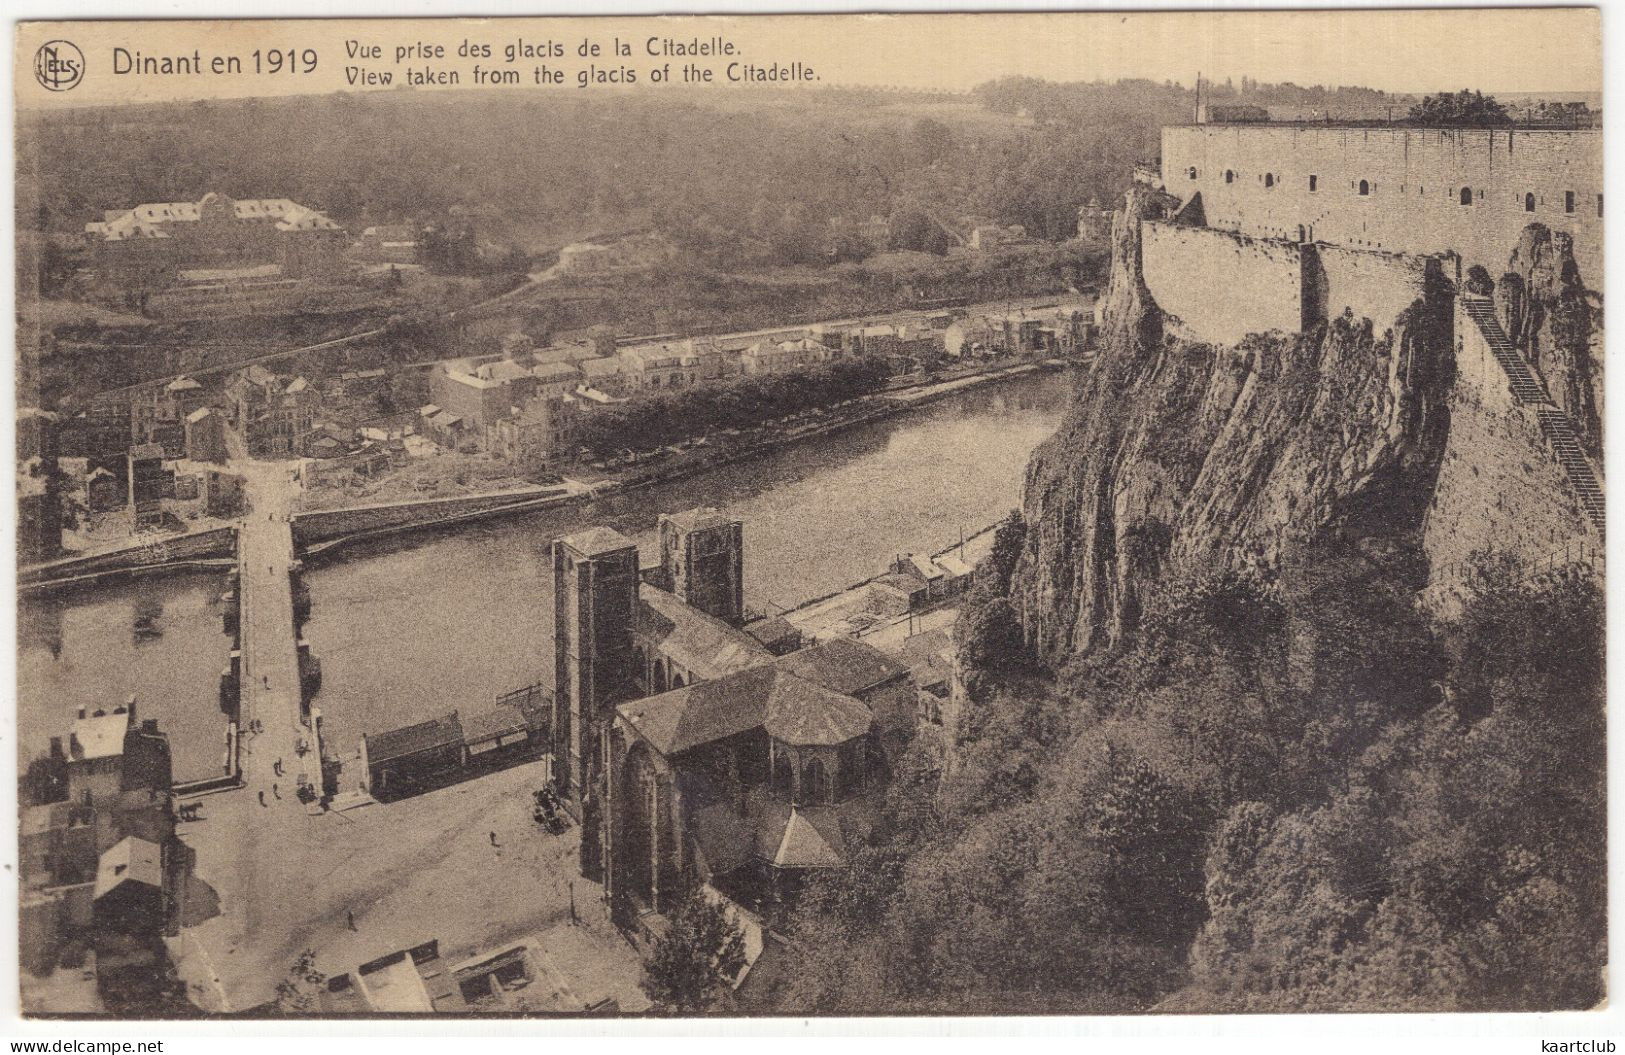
[10,11,1605,1019]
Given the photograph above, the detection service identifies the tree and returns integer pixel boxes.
[1406,90,1512,128]
[640,890,747,1014]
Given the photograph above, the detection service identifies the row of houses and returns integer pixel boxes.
[20,702,180,995]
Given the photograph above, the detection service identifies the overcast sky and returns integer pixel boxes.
[15,9,1602,111]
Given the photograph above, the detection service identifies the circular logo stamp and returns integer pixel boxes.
[34,40,85,92]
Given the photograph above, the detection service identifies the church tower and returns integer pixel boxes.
[550,527,640,806]
[658,508,745,626]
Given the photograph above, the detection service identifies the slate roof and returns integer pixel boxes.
[775,637,908,698]
[743,616,799,650]
[531,362,580,382]
[617,665,871,757]
[70,710,128,761]
[661,507,734,534]
[365,713,464,765]
[95,836,163,898]
[559,526,638,559]
[578,357,621,379]
[460,702,532,745]
[760,806,847,869]
[477,360,534,384]
[637,584,771,681]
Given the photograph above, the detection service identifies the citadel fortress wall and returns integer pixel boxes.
[1138,123,1602,612]
[1160,125,1601,285]
[1139,223,1306,346]
[1140,220,1441,348]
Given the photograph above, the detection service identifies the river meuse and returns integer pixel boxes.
[18,371,1068,780]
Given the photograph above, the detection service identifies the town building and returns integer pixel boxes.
[683,336,739,381]
[225,366,321,457]
[530,361,582,401]
[357,689,549,798]
[184,407,227,463]
[351,224,420,265]
[17,408,60,563]
[429,362,516,440]
[127,443,169,528]
[741,339,812,376]
[204,469,246,518]
[617,345,700,391]
[131,377,206,457]
[577,357,628,397]
[84,193,347,288]
[490,396,580,468]
[21,703,177,981]
[417,404,471,451]
[85,466,124,514]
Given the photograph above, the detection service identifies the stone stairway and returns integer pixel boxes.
[1460,296,1551,404]
[1535,407,1606,535]
[1461,295,1605,538]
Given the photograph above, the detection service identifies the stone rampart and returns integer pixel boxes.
[1310,244,1435,333]
[1162,126,1602,287]
[1140,221,1305,346]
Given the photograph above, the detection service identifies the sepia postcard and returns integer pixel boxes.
[9,8,1607,1023]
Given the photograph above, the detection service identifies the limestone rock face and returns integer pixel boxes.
[1503,224,1602,456]
[1009,185,1454,664]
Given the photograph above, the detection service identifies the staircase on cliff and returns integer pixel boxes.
[1461,295,1605,537]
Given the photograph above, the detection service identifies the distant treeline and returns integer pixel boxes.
[18,78,1401,275]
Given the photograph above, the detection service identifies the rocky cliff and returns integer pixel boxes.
[1010,186,1456,663]
[1493,225,1604,457]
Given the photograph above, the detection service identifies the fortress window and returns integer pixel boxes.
[1565,191,1576,214]
[1264,173,1276,188]
[1224,170,1235,184]
[1358,180,1371,196]
[1525,193,1537,212]
[1187,166,1198,180]
[1308,175,1318,192]
[1459,187,1473,206]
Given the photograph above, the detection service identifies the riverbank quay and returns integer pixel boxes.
[579,356,1069,495]
[779,520,1003,643]
[294,483,585,559]
[20,357,1070,594]
[18,527,239,595]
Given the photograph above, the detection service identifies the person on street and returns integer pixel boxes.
[258,790,266,806]
[347,910,357,932]
[489,831,499,847]
[272,783,280,799]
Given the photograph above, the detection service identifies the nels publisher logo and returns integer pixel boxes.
[34,40,85,92]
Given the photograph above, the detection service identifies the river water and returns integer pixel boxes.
[18,371,1070,779]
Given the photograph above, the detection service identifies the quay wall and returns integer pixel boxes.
[19,527,238,589]
[292,487,574,548]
